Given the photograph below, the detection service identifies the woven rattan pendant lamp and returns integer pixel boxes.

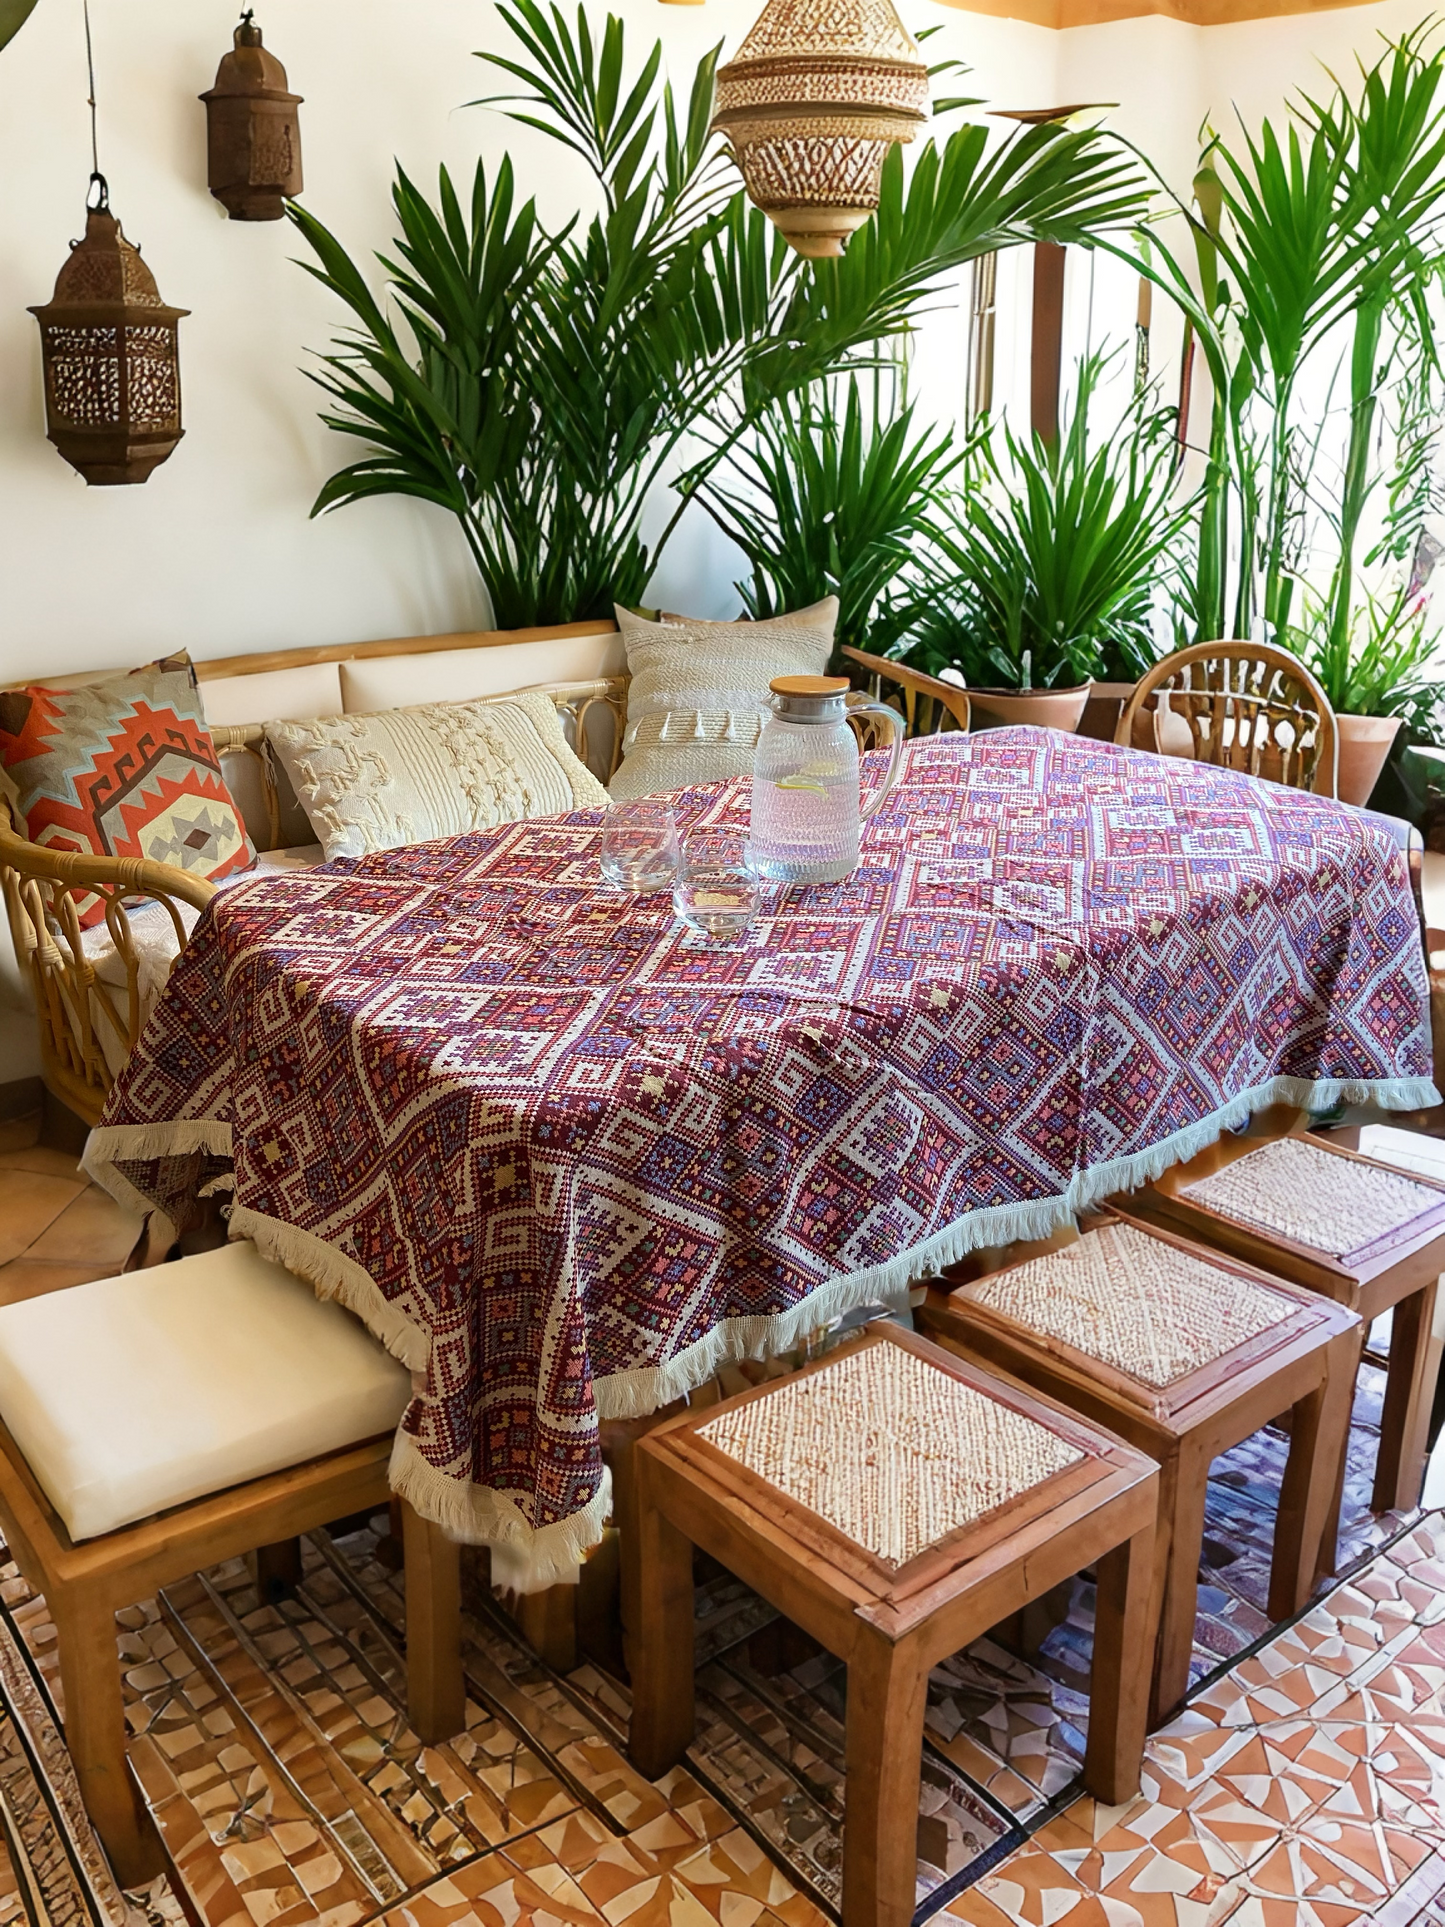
[711,0,929,258]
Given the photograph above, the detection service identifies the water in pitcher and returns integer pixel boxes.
[749,675,906,885]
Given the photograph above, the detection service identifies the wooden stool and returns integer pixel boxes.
[627,1324,1159,1927]
[1125,1128,1445,1530]
[0,1242,466,1886]
[921,1211,1360,1723]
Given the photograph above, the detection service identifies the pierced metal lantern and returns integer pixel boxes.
[711,0,928,259]
[29,184,188,487]
[200,12,303,221]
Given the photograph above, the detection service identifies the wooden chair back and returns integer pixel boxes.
[1114,640,1338,797]
[842,645,972,742]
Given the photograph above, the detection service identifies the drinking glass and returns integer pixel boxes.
[674,828,760,942]
[601,799,679,894]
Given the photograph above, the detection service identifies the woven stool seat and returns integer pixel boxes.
[1137,1126,1445,1534]
[700,1341,1082,1567]
[926,1210,1359,1725]
[958,1221,1281,1389]
[1180,1134,1445,1262]
[627,1326,1160,1927]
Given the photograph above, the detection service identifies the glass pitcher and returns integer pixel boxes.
[749,676,907,884]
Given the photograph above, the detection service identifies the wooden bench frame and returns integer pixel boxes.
[0,1411,464,1890]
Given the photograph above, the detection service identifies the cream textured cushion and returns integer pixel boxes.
[266,691,609,861]
[0,1241,411,1542]
[609,599,837,801]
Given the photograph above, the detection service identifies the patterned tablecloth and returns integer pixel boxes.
[85,729,1438,1576]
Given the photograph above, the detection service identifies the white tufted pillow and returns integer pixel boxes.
[266,690,608,860]
[609,599,837,800]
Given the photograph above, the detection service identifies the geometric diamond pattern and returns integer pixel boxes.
[87,731,1436,1554]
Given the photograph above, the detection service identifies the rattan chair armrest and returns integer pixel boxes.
[0,815,218,914]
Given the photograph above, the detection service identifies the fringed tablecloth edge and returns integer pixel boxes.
[592,1068,1441,1423]
[82,1120,234,1220]
[227,1204,432,1378]
[390,1431,615,1587]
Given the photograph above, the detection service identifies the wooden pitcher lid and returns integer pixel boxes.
[770,675,850,697]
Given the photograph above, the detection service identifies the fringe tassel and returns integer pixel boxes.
[593,1068,1442,1421]
[389,1431,613,1591]
[81,1120,234,1217]
[229,1205,430,1376]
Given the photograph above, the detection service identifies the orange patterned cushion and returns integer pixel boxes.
[0,653,253,927]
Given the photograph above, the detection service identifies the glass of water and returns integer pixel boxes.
[601,799,679,894]
[674,828,760,943]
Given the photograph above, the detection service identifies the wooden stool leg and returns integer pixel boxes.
[626,1471,696,1779]
[1085,1516,1157,1807]
[254,1537,304,1603]
[1316,1321,1366,1582]
[56,1598,164,1889]
[1151,1442,1209,1727]
[401,1502,465,1744]
[1375,1278,1443,1514]
[842,1629,929,1927]
[1271,1328,1357,1621]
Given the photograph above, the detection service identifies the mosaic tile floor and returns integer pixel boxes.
[0,1101,1440,1923]
[0,1361,1430,1927]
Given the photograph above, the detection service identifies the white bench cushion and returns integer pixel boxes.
[339,632,624,713]
[199,663,345,728]
[0,1241,411,1541]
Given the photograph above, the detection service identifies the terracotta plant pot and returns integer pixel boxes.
[1335,712,1401,807]
[969,683,1093,735]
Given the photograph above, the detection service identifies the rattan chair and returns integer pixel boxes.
[1114,640,1338,796]
[841,645,972,738]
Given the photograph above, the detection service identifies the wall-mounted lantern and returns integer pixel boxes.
[201,11,303,221]
[30,178,188,486]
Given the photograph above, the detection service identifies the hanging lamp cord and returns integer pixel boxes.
[82,0,108,210]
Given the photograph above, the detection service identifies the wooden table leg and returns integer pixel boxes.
[626,1470,696,1780]
[1272,1329,1356,1621]
[57,1596,164,1889]
[1085,1515,1157,1807]
[1151,1441,1209,1728]
[843,1628,930,1927]
[514,1584,578,1673]
[401,1502,465,1745]
[1375,1277,1444,1514]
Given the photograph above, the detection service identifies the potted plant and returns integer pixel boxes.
[289,0,1150,626]
[894,353,1191,730]
[1287,576,1443,803]
[695,373,963,665]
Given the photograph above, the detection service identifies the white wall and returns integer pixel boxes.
[0,0,1435,1084]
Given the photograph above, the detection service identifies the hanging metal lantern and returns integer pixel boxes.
[711,0,928,259]
[29,180,188,487]
[200,11,303,221]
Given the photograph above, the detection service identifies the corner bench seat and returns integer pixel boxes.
[0,1239,411,1541]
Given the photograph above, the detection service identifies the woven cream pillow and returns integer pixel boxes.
[609,599,838,800]
[266,690,608,861]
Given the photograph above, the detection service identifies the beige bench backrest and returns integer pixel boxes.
[3,621,626,853]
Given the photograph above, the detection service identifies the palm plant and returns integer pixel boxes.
[0,0,37,53]
[694,374,964,661]
[291,0,1150,626]
[1110,31,1445,659]
[899,356,1192,689]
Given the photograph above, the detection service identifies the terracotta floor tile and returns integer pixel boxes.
[0,1257,115,1302]
[0,1166,86,1263]
[26,1183,140,1266]
[0,1139,77,1175]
